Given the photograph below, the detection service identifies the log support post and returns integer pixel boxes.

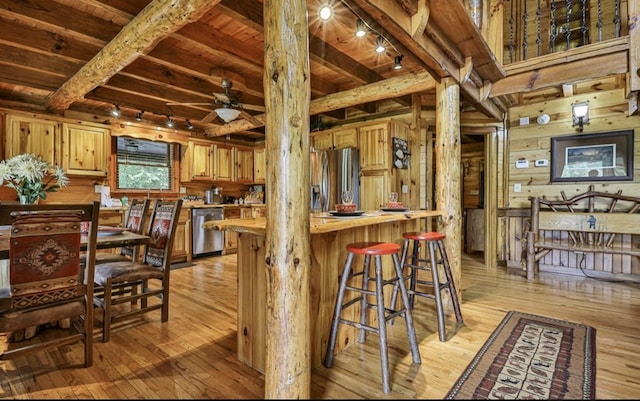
[263,0,312,398]
[435,78,462,300]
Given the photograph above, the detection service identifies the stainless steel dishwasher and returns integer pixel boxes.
[191,207,224,257]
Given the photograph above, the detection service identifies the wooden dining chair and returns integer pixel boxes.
[93,199,182,342]
[0,202,100,367]
[94,198,151,264]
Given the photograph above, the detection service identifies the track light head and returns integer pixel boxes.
[111,105,121,117]
[375,36,386,53]
[165,115,174,128]
[135,110,144,121]
[186,119,194,130]
[355,20,367,37]
[393,55,404,70]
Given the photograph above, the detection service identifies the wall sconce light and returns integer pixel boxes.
[572,101,589,132]
[355,19,367,37]
[186,119,194,130]
[215,107,241,123]
[111,105,121,117]
[165,115,174,128]
[393,55,404,70]
[375,36,386,53]
[135,110,144,121]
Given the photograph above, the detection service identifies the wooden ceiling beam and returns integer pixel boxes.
[45,0,223,112]
[206,70,437,136]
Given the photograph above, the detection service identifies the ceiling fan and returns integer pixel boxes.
[167,78,264,124]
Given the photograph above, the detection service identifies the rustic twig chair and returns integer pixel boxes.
[93,199,182,342]
[0,202,100,367]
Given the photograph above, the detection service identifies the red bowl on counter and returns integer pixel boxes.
[336,203,357,213]
[386,201,404,209]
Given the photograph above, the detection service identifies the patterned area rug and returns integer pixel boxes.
[446,311,596,399]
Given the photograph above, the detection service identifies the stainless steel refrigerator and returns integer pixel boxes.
[310,147,360,212]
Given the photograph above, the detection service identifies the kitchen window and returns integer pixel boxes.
[116,137,174,190]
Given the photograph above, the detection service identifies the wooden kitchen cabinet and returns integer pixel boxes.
[171,207,191,263]
[360,170,388,211]
[5,114,58,165]
[253,146,265,184]
[180,139,214,181]
[223,206,252,254]
[214,143,235,182]
[235,146,254,183]
[252,205,266,218]
[191,141,215,180]
[359,122,390,170]
[311,127,357,150]
[61,122,109,177]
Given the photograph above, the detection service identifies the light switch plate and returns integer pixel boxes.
[94,184,102,193]
[514,183,522,193]
[515,160,529,168]
[534,159,549,167]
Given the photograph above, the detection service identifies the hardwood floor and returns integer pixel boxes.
[1,253,639,399]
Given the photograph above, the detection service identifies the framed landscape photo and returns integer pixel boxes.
[550,130,634,182]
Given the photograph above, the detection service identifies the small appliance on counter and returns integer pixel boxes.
[205,187,223,204]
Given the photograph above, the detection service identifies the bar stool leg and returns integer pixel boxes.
[358,254,371,343]
[392,252,421,364]
[324,252,354,369]
[437,240,464,323]
[427,239,447,342]
[373,254,392,394]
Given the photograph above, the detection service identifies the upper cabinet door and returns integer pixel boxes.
[5,114,58,165]
[359,122,389,170]
[214,143,235,181]
[61,123,109,176]
[332,127,357,149]
[191,142,214,180]
[235,146,254,183]
[253,147,266,184]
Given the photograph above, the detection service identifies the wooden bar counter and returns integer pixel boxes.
[203,210,442,373]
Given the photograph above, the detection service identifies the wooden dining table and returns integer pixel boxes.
[0,227,151,310]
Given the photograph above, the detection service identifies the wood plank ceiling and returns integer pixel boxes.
[0,0,626,143]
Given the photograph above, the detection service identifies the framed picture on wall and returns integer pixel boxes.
[550,130,634,182]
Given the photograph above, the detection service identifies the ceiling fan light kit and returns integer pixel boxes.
[216,108,241,123]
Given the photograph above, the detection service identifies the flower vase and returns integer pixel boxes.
[19,195,39,205]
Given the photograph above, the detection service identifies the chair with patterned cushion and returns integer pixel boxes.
[0,202,100,367]
[93,199,182,342]
[94,198,151,265]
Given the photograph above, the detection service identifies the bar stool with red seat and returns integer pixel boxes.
[324,241,421,394]
[394,231,463,342]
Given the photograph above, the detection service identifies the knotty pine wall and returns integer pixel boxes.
[506,87,640,207]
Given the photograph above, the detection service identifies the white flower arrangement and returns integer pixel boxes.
[0,153,69,204]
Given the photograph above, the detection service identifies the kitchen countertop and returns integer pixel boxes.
[203,209,442,235]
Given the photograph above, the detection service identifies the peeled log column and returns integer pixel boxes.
[263,0,312,398]
[435,78,462,299]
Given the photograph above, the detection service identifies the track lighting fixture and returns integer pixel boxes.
[355,19,367,37]
[319,4,333,21]
[186,119,194,130]
[135,110,144,121]
[393,55,404,70]
[375,36,386,53]
[165,115,174,128]
[111,105,121,117]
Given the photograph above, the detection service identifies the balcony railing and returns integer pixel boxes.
[502,0,627,64]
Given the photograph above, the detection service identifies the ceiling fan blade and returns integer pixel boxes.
[240,103,266,112]
[200,110,218,124]
[239,110,262,125]
[166,102,212,106]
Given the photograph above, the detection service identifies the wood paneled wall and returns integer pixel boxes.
[506,88,640,208]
